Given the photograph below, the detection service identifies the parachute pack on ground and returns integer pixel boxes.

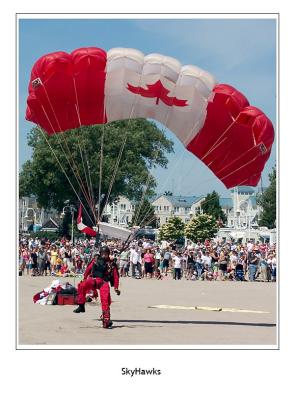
[26,46,274,190]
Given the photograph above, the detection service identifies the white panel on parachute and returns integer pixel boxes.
[105,47,217,146]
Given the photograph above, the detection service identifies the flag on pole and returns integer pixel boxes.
[77,204,97,237]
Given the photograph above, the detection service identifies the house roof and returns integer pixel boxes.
[41,218,59,229]
[230,186,255,194]
[153,195,204,207]
[219,196,257,209]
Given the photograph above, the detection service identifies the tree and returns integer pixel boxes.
[158,216,185,241]
[184,213,218,243]
[257,167,276,228]
[163,191,173,196]
[201,190,227,224]
[131,199,157,228]
[19,119,174,225]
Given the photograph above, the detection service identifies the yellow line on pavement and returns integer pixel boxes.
[148,305,270,314]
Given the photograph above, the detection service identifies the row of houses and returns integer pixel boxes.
[19,186,262,236]
[104,186,261,229]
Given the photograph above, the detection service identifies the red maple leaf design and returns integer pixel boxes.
[127,79,188,107]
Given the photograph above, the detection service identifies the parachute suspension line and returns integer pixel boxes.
[139,88,233,203]
[101,127,128,219]
[73,123,97,222]
[97,114,105,223]
[155,180,256,227]
[57,132,95,211]
[36,125,95,226]
[152,144,187,197]
[135,73,180,229]
[136,140,196,229]
[177,147,262,197]
[132,171,154,227]
[41,83,63,132]
[86,157,96,221]
[219,156,260,182]
[214,144,259,176]
[75,127,95,216]
[130,175,247,243]
[72,75,97,219]
[39,82,94,210]
[133,144,169,228]
[40,105,96,222]
[138,127,195,213]
[99,69,146,219]
[200,118,237,161]
[141,170,255,229]
[41,80,95,218]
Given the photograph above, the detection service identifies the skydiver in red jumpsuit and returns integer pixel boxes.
[73,246,120,329]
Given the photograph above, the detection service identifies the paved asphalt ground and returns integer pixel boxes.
[18,275,277,346]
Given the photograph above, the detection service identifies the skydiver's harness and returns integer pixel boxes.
[91,258,118,287]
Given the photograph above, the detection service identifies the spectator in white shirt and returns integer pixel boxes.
[129,246,141,278]
[202,251,212,271]
[173,252,182,280]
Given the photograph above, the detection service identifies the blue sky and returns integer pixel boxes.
[19,18,276,197]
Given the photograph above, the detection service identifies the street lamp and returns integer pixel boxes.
[61,204,76,244]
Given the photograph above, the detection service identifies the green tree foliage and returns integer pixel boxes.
[131,198,157,228]
[184,213,218,242]
[257,167,276,228]
[158,216,185,241]
[201,190,227,224]
[19,119,173,225]
[163,190,173,196]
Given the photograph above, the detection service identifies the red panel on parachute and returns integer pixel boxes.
[71,47,107,126]
[26,48,107,134]
[187,84,274,188]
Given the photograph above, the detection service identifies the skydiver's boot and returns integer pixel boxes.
[102,310,113,329]
[73,304,85,313]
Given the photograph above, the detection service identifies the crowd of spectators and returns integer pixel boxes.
[19,235,277,283]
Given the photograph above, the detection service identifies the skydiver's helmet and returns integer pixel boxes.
[100,246,110,258]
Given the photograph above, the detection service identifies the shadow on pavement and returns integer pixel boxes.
[112,319,276,328]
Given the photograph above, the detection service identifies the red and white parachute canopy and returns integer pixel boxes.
[26,47,274,189]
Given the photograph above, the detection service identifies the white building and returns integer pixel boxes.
[103,186,262,230]
[215,187,273,244]
[104,195,136,226]
[152,195,205,225]
[224,186,261,229]
[19,196,59,232]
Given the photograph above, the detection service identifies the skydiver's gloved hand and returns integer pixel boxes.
[115,288,121,296]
